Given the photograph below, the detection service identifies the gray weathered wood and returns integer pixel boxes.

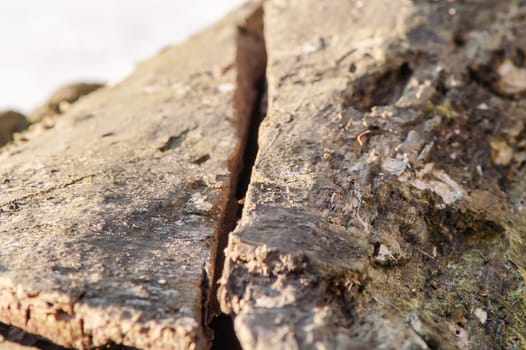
[0,3,259,349]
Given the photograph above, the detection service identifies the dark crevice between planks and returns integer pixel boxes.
[208,6,267,350]
[0,322,68,350]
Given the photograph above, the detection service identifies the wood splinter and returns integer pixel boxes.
[356,129,372,146]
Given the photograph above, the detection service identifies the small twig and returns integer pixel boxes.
[416,247,436,260]
[356,211,370,234]
[356,129,371,146]
[336,48,357,66]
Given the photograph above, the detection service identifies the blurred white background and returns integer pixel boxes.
[0,0,245,112]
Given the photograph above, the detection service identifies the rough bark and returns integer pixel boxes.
[219,1,526,349]
[0,2,259,349]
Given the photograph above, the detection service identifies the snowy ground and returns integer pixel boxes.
[0,0,244,112]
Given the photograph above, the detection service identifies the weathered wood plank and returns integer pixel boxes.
[0,3,259,349]
[219,0,526,349]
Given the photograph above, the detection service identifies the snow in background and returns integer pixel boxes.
[0,0,245,112]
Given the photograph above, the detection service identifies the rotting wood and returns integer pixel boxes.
[219,0,526,349]
[0,2,261,349]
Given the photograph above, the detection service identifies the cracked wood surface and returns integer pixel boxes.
[220,0,526,349]
[2,1,526,349]
[0,3,259,349]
